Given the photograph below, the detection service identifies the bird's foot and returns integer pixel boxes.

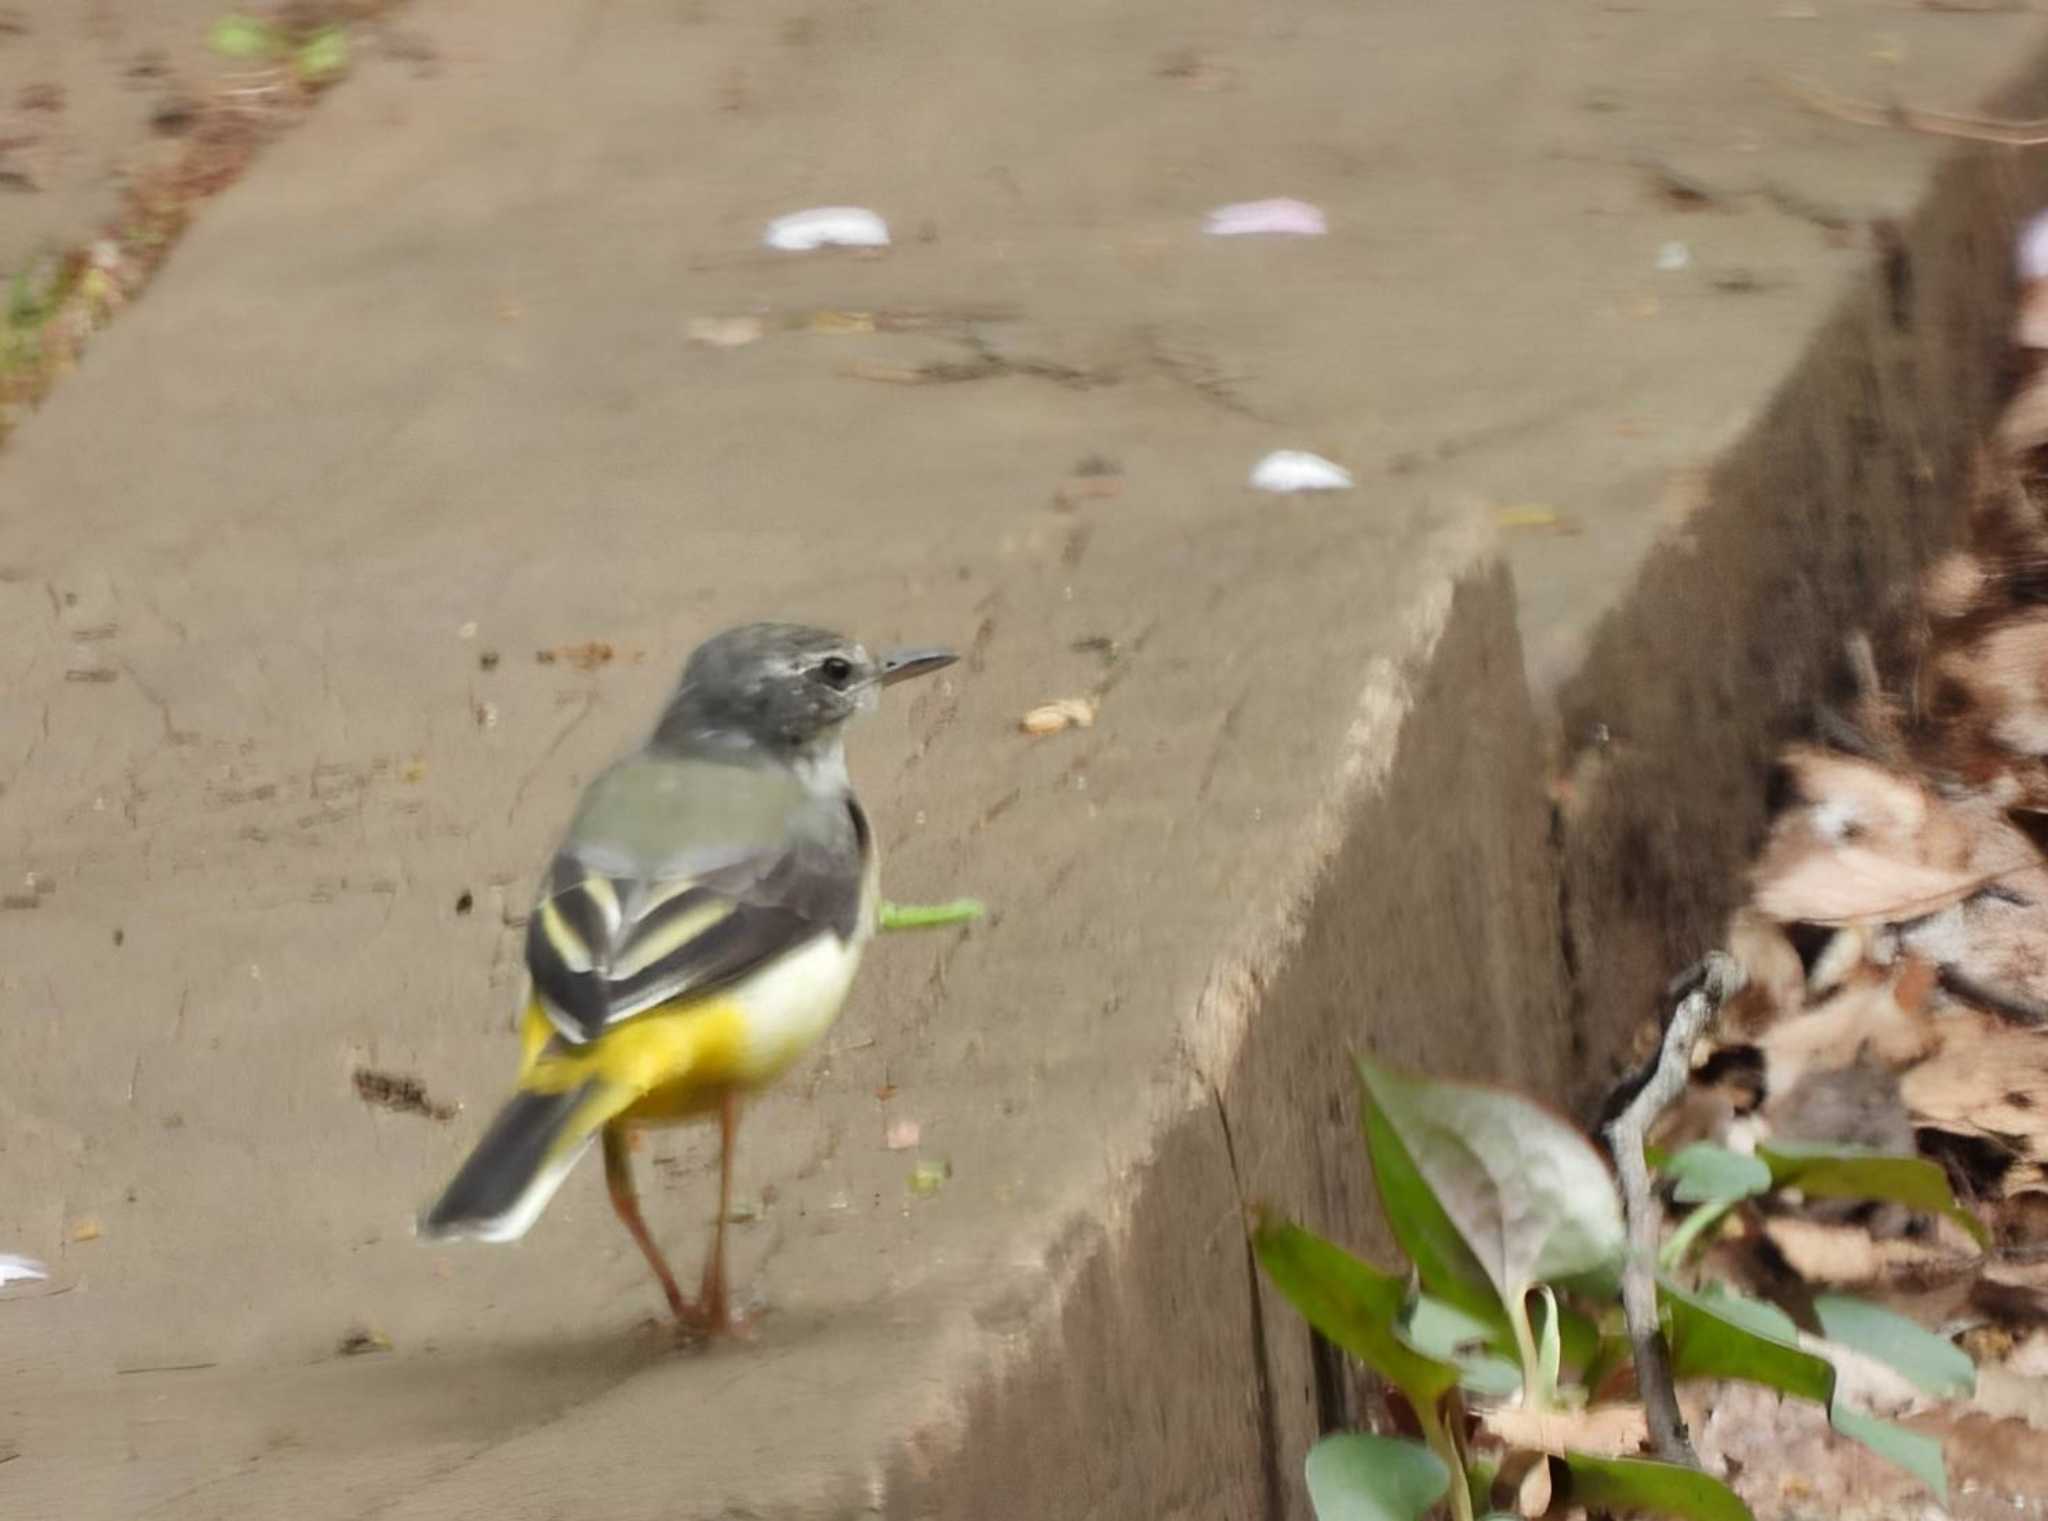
[673,1292,758,1345]
[878,898,986,932]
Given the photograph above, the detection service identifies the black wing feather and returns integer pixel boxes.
[527,798,869,1044]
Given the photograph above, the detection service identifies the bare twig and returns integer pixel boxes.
[1779,73,2048,147]
[1604,951,1747,1467]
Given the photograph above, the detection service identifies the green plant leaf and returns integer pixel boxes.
[1550,1300,1603,1374]
[1361,1074,1509,1332]
[209,15,283,58]
[1358,1057,1625,1315]
[1402,1297,1523,1397]
[1814,1293,1975,1399]
[1557,1452,1755,1521]
[1403,1295,1497,1356]
[1829,1402,1948,1503]
[1664,1143,1772,1204]
[1660,1279,1834,1404]
[1757,1142,1989,1247]
[1254,1218,1461,1409]
[293,25,350,82]
[1402,1291,1602,1395]
[1464,1454,1499,1519]
[1303,1433,1449,1521]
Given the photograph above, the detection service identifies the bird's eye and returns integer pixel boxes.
[819,655,854,688]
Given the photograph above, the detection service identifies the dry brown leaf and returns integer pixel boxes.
[1755,834,1981,926]
[1988,1193,2048,1252]
[1964,1323,2018,1365]
[1941,614,2048,756]
[1766,1046,1914,1166]
[1923,550,1988,620]
[1688,1381,1904,1519]
[2001,369,2048,459]
[2004,1328,2048,1378]
[1751,749,1992,925]
[1764,1216,1968,1285]
[1903,1023,2048,1187]
[1805,925,1871,1000]
[1753,969,1940,1101]
[1976,1259,2048,1323]
[1973,1365,2048,1431]
[1722,908,1806,1038]
[1020,697,1096,735]
[1894,954,1939,1014]
[1481,1403,1648,1458]
[1761,759,2042,930]
[1647,1081,1745,1155]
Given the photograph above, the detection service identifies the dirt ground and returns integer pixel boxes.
[7,0,2048,1516]
[0,0,244,272]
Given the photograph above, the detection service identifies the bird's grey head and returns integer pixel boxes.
[651,622,955,762]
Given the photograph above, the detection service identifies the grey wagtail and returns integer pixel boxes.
[418,622,961,1333]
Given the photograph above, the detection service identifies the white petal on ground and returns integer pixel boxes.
[1250,450,1353,493]
[762,207,891,251]
[1202,198,1327,237]
[0,1254,48,1287]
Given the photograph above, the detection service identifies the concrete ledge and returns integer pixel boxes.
[897,558,1570,1519]
[1558,61,2048,1111]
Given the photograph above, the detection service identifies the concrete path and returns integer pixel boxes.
[4,0,2048,1515]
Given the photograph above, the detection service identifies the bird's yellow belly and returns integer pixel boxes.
[521,932,865,1128]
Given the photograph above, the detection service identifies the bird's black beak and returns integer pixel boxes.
[879,647,958,686]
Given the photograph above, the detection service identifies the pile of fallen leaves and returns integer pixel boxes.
[1644,226,2048,1518]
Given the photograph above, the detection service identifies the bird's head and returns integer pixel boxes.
[653,622,956,758]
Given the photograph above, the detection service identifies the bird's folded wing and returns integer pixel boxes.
[526,833,864,1043]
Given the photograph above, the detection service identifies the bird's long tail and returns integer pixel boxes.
[417,1079,623,1243]
[417,1002,733,1244]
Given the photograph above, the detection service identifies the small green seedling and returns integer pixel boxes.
[1254,1058,1981,1521]
[210,13,350,84]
